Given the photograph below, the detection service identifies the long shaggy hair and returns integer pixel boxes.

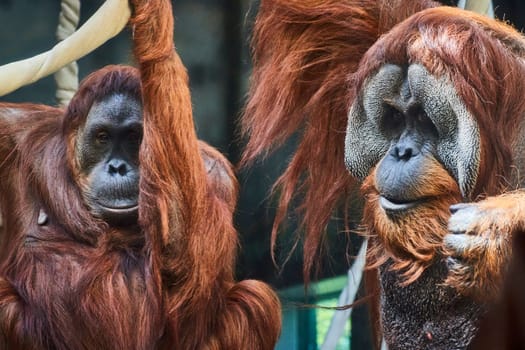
[241,0,444,283]
[362,159,462,283]
[131,0,281,348]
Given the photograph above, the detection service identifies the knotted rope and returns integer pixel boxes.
[54,0,81,106]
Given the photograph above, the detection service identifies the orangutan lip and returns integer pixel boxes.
[99,204,138,214]
[379,196,422,212]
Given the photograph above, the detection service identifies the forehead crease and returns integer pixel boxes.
[87,94,142,126]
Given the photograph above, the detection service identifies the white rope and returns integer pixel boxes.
[321,240,368,350]
[54,0,81,106]
[0,0,131,97]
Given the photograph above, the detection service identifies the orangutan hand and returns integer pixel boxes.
[442,193,525,299]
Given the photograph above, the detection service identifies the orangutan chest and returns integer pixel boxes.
[379,260,486,350]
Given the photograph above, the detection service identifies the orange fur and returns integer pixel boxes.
[363,158,462,284]
[241,0,381,284]
[130,1,281,348]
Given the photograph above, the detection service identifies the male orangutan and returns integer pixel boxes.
[0,0,280,349]
[242,0,525,348]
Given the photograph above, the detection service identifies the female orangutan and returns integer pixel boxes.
[0,0,280,349]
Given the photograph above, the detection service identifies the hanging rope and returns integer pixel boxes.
[0,0,130,97]
[54,0,81,106]
[459,0,494,18]
[321,240,367,350]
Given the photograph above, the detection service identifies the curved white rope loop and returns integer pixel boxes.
[0,0,131,97]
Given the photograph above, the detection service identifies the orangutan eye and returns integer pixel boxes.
[95,130,110,144]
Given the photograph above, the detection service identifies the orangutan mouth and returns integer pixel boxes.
[379,196,427,213]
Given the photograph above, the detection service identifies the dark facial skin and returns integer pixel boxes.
[76,93,142,226]
[346,64,481,206]
[375,95,439,212]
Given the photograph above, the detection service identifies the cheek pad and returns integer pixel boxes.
[345,64,404,180]
[407,64,480,198]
